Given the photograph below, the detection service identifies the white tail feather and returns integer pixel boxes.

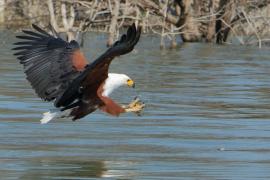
[40,109,73,124]
[40,109,60,124]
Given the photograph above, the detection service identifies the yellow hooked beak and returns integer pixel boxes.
[127,79,135,88]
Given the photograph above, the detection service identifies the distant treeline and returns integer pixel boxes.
[1,0,270,48]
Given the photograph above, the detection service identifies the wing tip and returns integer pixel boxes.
[32,23,37,28]
[31,24,51,36]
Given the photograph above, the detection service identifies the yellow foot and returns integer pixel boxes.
[123,97,145,116]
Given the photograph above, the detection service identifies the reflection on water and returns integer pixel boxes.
[1,31,270,179]
[9,158,106,179]
[1,157,137,179]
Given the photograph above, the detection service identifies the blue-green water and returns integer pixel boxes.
[1,32,270,179]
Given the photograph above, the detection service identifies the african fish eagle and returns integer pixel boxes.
[13,23,144,124]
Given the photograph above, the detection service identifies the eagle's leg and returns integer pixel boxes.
[122,97,145,115]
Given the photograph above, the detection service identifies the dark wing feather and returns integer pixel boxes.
[13,24,88,102]
[55,23,141,107]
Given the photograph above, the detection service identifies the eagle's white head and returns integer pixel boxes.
[102,73,135,97]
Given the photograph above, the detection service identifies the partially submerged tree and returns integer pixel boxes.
[3,0,270,48]
[47,0,76,41]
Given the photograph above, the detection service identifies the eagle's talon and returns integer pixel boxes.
[126,97,141,108]
[124,99,145,115]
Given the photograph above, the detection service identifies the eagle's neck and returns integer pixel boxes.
[101,73,126,97]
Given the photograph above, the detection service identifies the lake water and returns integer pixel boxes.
[1,31,270,179]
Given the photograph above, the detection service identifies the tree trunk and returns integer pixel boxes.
[206,0,219,42]
[177,0,202,42]
[61,3,75,41]
[107,0,120,47]
[216,0,234,43]
[47,0,59,31]
[0,0,5,25]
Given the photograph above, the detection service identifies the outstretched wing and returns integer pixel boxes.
[55,23,141,107]
[13,24,88,101]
